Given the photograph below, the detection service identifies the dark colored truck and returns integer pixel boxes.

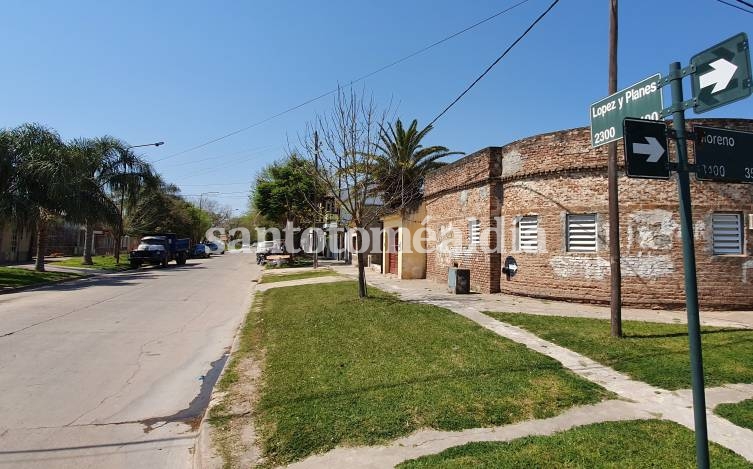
[129,234,190,268]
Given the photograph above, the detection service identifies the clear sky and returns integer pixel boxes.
[1,0,751,212]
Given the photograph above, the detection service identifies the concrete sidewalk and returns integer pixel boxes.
[328,263,753,329]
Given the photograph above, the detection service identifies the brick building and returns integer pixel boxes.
[424,118,753,309]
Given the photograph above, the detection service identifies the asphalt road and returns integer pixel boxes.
[0,253,261,468]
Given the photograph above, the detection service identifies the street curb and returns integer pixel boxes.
[193,273,261,469]
[0,273,94,295]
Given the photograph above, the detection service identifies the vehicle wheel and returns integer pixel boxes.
[130,260,141,269]
[177,252,187,265]
[221,251,225,255]
[161,258,168,268]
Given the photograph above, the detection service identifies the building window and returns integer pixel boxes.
[518,216,538,252]
[566,214,597,252]
[712,212,743,255]
[468,218,481,245]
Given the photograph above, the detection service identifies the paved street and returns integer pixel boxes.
[0,254,260,468]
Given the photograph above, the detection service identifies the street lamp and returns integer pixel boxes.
[115,141,165,264]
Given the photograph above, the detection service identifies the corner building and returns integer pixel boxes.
[424,118,753,309]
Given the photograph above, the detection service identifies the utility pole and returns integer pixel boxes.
[115,141,164,264]
[313,131,319,269]
[607,0,623,337]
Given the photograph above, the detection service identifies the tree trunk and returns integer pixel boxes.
[355,229,367,298]
[357,251,367,298]
[34,212,48,272]
[83,220,94,265]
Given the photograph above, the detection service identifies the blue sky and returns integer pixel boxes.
[1,0,751,212]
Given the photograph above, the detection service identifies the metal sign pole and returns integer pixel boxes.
[668,60,710,468]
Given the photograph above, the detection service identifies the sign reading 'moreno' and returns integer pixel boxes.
[590,73,664,148]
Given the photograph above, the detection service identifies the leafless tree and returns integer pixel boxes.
[301,88,402,298]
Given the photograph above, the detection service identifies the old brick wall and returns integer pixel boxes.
[425,148,502,293]
[498,118,753,309]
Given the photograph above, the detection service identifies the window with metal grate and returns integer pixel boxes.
[712,212,743,255]
[518,216,538,252]
[566,214,597,252]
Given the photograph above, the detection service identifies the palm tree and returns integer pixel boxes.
[375,119,462,211]
[67,137,152,264]
[2,123,76,271]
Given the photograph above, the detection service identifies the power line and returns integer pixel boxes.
[153,0,533,163]
[429,0,560,127]
[735,0,753,9]
[179,181,252,187]
[163,144,275,169]
[716,0,753,13]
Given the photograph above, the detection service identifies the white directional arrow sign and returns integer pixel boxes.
[691,33,751,113]
[632,137,665,163]
[699,58,738,93]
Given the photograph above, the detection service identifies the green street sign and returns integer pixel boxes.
[691,32,752,114]
[590,74,664,148]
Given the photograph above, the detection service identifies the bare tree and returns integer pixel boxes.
[301,88,399,298]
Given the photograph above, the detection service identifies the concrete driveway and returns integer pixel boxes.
[0,253,261,468]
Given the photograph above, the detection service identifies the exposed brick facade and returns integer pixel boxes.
[425,147,503,294]
[424,119,753,309]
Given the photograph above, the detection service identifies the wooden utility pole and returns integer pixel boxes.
[313,131,319,269]
[608,0,623,337]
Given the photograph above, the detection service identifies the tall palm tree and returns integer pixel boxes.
[375,119,462,211]
[67,137,152,264]
[3,123,75,271]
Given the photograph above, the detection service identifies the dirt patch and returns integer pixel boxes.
[209,298,266,468]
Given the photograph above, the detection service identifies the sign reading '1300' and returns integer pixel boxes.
[590,74,664,148]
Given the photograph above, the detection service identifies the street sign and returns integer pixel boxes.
[590,73,664,148]
[694,125,753,184]
[691,32,752,114]
[623,118,669,179]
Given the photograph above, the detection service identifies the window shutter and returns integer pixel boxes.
[567,214,597,252]
[519,216,538,252]
[469,219,481,245]
[712,213,742,255]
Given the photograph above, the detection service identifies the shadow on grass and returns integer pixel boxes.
[625,328,751,339]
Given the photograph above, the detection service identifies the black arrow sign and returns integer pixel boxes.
[623,118,669,179]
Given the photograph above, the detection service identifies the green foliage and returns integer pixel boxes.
[0,123,71,223]
[126,178,193,239]
[375,119,462,210]
[489,313,753,390]
[253,153,325,227]
[398,420,750,468]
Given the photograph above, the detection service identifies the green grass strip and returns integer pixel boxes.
[717,398,753,432]
[55,255,130,271]
[398,420,751,468]
[260,269,337,284]
[0,266,82,289]
[251,281,609,465]
[488,312,753,390]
